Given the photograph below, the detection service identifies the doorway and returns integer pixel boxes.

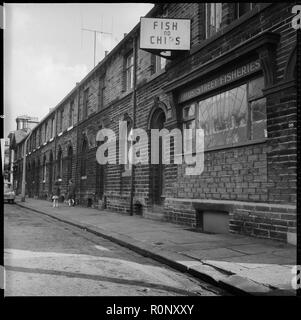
[150,108,166,205]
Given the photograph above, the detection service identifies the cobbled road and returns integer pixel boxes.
[4,204,224,296]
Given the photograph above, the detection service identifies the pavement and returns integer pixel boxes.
[13,196,297,296]
[5,205,221,296]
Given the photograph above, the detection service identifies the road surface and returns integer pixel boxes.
[4,204,224,296]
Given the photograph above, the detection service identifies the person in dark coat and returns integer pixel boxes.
[67,179,76,206]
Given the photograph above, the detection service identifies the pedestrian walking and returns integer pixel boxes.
[67,179,76,207]
[52,180,60,208]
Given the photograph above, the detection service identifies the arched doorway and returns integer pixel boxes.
[149,107,166,205]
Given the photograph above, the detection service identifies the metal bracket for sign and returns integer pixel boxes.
[140,48,188,60]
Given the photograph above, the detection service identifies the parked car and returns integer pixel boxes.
[4,182,15,204]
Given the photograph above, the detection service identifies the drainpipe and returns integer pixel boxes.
[21,129,32,202]
[130,35,138,216]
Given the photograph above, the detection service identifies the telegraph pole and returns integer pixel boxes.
[81,28,112,67]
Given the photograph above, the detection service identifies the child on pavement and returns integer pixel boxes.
[52,180,60,208]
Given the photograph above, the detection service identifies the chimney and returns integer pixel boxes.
[105,50,109,57]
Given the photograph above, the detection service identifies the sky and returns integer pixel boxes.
[4,3,154,137]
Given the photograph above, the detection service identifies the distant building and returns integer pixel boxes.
[7,115,39,188]
[16,115,39,130]
[3,138,10,181]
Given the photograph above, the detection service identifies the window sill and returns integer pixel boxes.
[67,125,73,131]
[49,137,54,142]
[43,142,47,146]
[81,176,87,180]
[58,132,63,137]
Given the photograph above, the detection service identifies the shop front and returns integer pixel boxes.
[162,31,296,243]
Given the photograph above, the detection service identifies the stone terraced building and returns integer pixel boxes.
[11,3,297,244]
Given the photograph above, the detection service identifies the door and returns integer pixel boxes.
[150,108,166,205]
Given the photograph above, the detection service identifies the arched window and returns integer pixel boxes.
[80,139,88,177]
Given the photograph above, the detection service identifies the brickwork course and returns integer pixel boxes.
[11,3,297,244]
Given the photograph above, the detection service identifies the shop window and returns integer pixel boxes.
[205,3,222,38]
[184,76,266,150]
[125,51,134,91]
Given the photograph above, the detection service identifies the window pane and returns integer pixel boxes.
[251,97,267,139]
[248,76,264,100]
[160,57,166,70]
[198,85,247,149]
[206,3,222,38]
[183,103,195,120]
[183,119,196,154]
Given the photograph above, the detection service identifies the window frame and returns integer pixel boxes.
[154,55,167,74]
[125,51,134,91]
[205,3,222,39]
[51,117,55,139]
[236,3,254,19]
[181,75,267,152]
[44,122,48,142]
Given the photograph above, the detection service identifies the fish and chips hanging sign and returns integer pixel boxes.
[140,17,191,51]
